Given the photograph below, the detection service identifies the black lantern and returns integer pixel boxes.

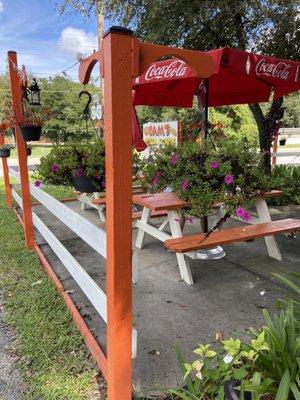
[28,78,41,105]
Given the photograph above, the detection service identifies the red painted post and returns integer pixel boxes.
[8,51,35,249]
[0,133,12,206]
[102,28,133,400]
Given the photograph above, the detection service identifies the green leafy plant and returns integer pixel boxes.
[166,302,299,400]
[139,138,274,221]
[272,271,300,318]
[16,105,54,127]
[36,140,105,188]
[0,144,14,150]
[267,165,300,206]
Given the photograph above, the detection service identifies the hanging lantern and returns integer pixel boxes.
[28,78,41,106]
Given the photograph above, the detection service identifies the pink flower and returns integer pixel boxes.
[180,180,189,191]
[152,171,161,186]
[75,168,84,177]
[170,153,179,165]
[34,180,42,188]
[102,180,106,188]
[224,175,234,185]
[51,163,59,173]
[210,161,219,169]
[235,207,252,222]
[186,216,194,224]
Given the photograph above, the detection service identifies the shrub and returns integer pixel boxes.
[267,165,300,206]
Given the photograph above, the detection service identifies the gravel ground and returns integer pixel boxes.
[0,294,24,400]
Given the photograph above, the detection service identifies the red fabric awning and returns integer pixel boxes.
[132,48,300,108]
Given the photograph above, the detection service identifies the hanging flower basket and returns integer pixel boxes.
[19,126,42,141]
[0,147,11,158]
[72,175,103,193]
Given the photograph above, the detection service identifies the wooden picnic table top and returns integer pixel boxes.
[132,190,283,212]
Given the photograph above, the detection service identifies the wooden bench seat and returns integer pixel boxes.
[165,219,300,253]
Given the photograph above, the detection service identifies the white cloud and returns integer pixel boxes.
[0,1,4,13]
[59,26,98,55]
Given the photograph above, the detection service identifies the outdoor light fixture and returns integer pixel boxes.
[23,78,41,106]
[28,78,41,106]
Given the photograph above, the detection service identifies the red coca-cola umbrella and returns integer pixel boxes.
[133,47,300,108]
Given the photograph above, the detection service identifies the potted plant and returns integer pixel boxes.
[0,144,14,158]
[139,137,274,226]
[279,137,287,146]
[26,145,32,156]
[16,106,53,141]
[36,140,106,192]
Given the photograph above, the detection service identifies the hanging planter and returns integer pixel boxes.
[27,147,32,156]
[0,145,13,158]
[279,138,286,146]
[19,125,42,142]
[72,175,103,193]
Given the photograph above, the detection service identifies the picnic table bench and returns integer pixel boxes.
[132,190,299,285]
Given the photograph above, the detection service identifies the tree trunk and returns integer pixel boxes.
[249,97,284,174]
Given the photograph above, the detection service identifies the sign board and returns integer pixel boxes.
[142,121,179,149]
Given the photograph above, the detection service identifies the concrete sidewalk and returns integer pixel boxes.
[19,200,300,390]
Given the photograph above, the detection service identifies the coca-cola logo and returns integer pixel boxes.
[255,58,291,80]
[144,60,188,81]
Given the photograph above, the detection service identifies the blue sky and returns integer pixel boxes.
[0,0,109,80]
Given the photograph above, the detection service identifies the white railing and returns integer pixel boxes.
[9,166,137,358]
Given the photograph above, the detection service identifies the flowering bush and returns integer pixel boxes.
[16,105,53,127]
[139,138,274,221]
[36,140,142,190]
[36,140,105,188]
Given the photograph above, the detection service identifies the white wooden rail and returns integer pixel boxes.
[9,166,137,358]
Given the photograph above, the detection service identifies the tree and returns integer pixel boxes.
[56,0,300,171]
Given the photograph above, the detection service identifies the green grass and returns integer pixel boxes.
[0,182,105,399]
[10,145,53,159]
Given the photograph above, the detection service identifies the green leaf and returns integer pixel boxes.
[275,370,291,400]
[290,382,300,400]
[233,368,249,380]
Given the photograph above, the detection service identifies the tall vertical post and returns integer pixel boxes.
[102,28,133,400]
[8,51,34,249]
[0,132,12,206]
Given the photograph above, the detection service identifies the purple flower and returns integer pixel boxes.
[210,161,219,169]
[170,153,179,165]
[75,168,84,177]
[34,180,42,188]
[51,163,59,173]
[235,207,252,222]
[180,180,189,191]
[186,216,194,224]
[102,180,106,188]
[152,171,161,186]
[224,175,234,185]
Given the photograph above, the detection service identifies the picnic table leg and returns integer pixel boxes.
[167,210,194,285]
[255,198,282,260]
[135,207,151,249]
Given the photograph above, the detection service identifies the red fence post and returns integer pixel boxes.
[102,28,133,400]
[8,51,35,249]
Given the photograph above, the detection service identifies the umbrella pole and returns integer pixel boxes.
[203,78,209,232]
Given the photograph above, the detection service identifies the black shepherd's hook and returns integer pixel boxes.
[79,90,92,121]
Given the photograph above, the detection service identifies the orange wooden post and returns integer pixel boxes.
[0,133,12,206]
[8,51,35,249]
[102,28,133,400]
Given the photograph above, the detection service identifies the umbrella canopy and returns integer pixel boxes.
[133,47,300,108]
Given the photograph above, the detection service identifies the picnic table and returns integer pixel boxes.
[132,190,286,285]
[75,189,300,286]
